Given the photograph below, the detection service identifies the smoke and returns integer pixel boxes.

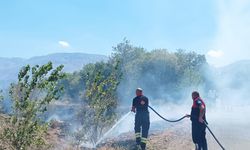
[205,69,250,150]
[207,0,250,67]
[112,8,250,146]
[203,4,250,148]
[112,60,250,149]
[4,1,250,146]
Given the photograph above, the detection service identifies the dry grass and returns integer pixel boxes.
[2,114,248,150]
[96,120,194,150]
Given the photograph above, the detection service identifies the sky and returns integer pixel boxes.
[0,0,250,67]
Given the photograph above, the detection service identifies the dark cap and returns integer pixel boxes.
[192,91,200,97]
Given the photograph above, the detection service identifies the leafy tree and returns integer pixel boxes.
[137,49,180,98]
[79,60,122,144]
[175,50,207,90]
[110,40,146,101]
[111,41,208,101]
[60,72,84,102]
[112,39,144,63]
[0,62,65,150]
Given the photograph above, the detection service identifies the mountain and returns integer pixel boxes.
[220,60,250,73]
[218,60,250,89]
[0,53,108,89]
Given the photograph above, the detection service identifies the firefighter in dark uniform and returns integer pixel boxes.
[131,88,150,150]
[190,91,208,150]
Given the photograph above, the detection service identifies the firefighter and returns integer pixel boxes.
[131,88,150,150]
[189,91,208,150]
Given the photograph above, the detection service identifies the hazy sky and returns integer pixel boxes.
[0,0,250,67]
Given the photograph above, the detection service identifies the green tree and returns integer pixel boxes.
[60,72,84,102]
[175,50,207,88]
[80,60,122,144]
[112,43,208,101]
[0,62,65,150]
[110,40,146,100]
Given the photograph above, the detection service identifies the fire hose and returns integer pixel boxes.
[148,105,225,150]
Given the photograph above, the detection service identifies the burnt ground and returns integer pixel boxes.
[2,112,250,150]
[91,119,250,150]
[96,121,194,150]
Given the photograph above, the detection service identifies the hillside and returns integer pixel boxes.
[0,53,107,89]
[218,60,250,89]
[212,60,250,105]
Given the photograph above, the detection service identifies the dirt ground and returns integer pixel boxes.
[2,113,250,150]
[95,119,250,150]
[96,121,194,150]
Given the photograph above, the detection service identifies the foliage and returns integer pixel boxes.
[0,40,212,149]
[0,62,65,150]
[79,60,122,143]
[60,72,84,102]
[111,40,208,101]
[61,39,209,145]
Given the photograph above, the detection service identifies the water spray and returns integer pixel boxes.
[80,111,132,148]
[94,111,132,146]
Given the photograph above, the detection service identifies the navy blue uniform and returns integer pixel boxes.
[132,95,150,150]
[191,97,207,150]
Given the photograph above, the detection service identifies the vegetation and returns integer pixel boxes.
[79,61,122,143]
[111,40,208,100]
[0,40,210,149]
[0,62,65,150]
[62,40,209,145]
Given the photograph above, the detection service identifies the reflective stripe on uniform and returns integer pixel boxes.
[135,132,141,138]
[141,137,147,144]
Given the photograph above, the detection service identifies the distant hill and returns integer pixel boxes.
[0,53,107,89]
[220,60,250,73]
[218,60,250,89]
